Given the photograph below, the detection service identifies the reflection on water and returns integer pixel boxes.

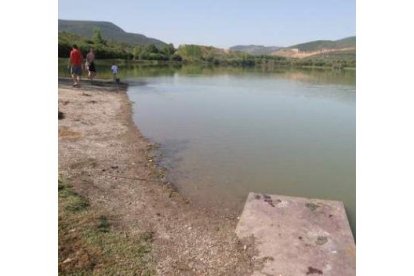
[59,61,355,85]
[125,66,356,235]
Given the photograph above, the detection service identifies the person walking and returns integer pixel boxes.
[69,44,84,87]
[85,48,96,83]
[111,64,119,83]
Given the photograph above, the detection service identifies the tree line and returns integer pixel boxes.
[59,29,355,69]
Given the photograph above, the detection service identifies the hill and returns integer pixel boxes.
[230,36,355,59]
[287,36,355,52]
[229,45,282,55]
[272,36,355,59]
[58,19,167,48]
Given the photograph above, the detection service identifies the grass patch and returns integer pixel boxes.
[140,231,154,243]
[97,216,110,233]
[65,195,90,212]
[59,178,155,275]
[58,181,90,212]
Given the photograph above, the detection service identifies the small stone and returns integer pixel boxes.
[58,111,65,120]
[62,258,72,264]
[305,202,320,211]
[243,245,247,250]
[315,236,328,245]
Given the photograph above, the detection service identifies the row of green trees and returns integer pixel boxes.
[58,29,355,68]
[293,50,356,69]
[58,29,134,59]
[131,44,182,61]
[59,29,182,61]
[293,59,356,69]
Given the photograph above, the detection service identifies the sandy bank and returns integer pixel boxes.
[58,78,260,275]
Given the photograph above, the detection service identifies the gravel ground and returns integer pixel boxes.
[58,79,262,275]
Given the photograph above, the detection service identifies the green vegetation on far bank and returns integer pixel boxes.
[59,31,135,59]
[288,36,356,52]
[59,29,355,69]
[58,178,155,275]
[58,30,288,66]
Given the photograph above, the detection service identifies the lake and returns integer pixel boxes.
[124,66,355,235]
[59,64,355,234]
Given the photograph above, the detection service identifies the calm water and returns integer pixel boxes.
[59,63,355,233]
[124,66,356,234]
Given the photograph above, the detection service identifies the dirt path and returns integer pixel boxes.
[58,79,260,275]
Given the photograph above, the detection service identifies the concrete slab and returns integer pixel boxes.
[236,193,355,276]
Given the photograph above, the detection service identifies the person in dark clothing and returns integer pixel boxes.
[85,48,96,83]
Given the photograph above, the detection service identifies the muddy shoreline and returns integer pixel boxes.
[58,78,261,275]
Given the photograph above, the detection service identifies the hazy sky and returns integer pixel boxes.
[59,0,355,48]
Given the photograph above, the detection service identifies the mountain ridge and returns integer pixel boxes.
[58,19,167,48]
[229,45,282,55]
[287,36,355,52]
[271,36,355,59]
[230,36,355,57]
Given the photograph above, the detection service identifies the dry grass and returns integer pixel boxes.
[59,126,82,141]
[58,178,155,275]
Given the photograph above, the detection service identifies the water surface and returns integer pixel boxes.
[124,66,355,234]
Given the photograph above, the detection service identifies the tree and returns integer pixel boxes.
[177,45,202,62]
[145,44,159,54]
[162,43,175,57]
[92,28,105,45]
[133,46,143,60]
[171,54,183,62]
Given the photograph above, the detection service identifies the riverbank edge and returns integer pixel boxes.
[58,78,259,274]
[58,58,356,70]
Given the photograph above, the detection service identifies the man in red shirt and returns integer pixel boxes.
[69,44,84,87]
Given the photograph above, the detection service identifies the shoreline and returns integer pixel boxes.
[58,78,260,274]
[58,58,356,71]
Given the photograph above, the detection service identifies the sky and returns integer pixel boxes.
[59,0,355,49]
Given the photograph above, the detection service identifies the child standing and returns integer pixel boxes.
[111,64,119,83]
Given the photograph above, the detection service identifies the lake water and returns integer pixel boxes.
[59,63,355,233]
[124,66,355,234]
